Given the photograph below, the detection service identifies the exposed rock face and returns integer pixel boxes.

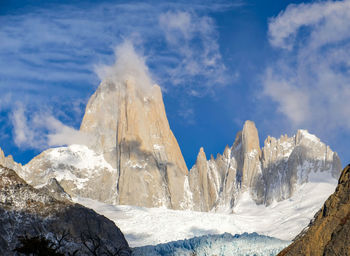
[189,147,217,211]
[189,121,342,212]
[261,129,341,205]
[0,165,131,255]
[278,165,350,256]
[25,78,190,209]
[79,79,190,209]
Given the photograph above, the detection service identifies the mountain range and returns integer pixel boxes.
[1,77,341,213]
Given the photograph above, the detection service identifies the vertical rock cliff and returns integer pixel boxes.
[80,78,189,209]
[189,147,218,211]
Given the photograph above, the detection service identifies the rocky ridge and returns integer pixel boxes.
[278,164,350,256]
[0,164,131,255]
[189,121,341,212]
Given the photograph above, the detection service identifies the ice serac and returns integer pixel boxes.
[189,121,342,212]
[80,79,189,209]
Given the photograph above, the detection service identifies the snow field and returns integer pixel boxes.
[74,176,335,248]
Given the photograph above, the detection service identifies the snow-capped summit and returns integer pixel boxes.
[23,144,119,204]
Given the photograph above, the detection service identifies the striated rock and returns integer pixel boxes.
[189,121,342,212]
[0,165,131,255]
[278,165,350,256]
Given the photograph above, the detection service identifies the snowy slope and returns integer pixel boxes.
[132,233,290,256]
[23,145,119,203]
[74,173,336,247]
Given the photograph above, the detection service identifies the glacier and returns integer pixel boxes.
[132,233,290,256]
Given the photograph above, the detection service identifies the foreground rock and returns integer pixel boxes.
[0,165,131,255]
[278,165,350,256]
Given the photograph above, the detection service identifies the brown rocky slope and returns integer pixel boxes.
[278,164,350,256]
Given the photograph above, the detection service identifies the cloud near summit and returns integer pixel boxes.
[95,41,155,93]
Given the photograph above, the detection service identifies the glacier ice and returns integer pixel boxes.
[132,232,290,256]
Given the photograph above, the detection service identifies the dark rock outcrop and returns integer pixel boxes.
[0,165,131,255]
[278,165,350,256]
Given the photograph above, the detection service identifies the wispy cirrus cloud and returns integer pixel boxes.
[0,1,238,102]
[159,11,228,95]
[263,0,350,134]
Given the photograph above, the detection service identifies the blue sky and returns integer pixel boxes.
[1,0,350,168]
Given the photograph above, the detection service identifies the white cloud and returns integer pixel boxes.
[263,0,350,133]
[11,105,88,150]
[95,40,154,93]
[12,105,38,149]
[263,69,310,126]
[268,1,350,50]
[159,11,192,42]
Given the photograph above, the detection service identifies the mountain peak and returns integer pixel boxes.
[195,147,208,169]
[242,120,261,155]
[295,129,321,144]
[65,76,189,209]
